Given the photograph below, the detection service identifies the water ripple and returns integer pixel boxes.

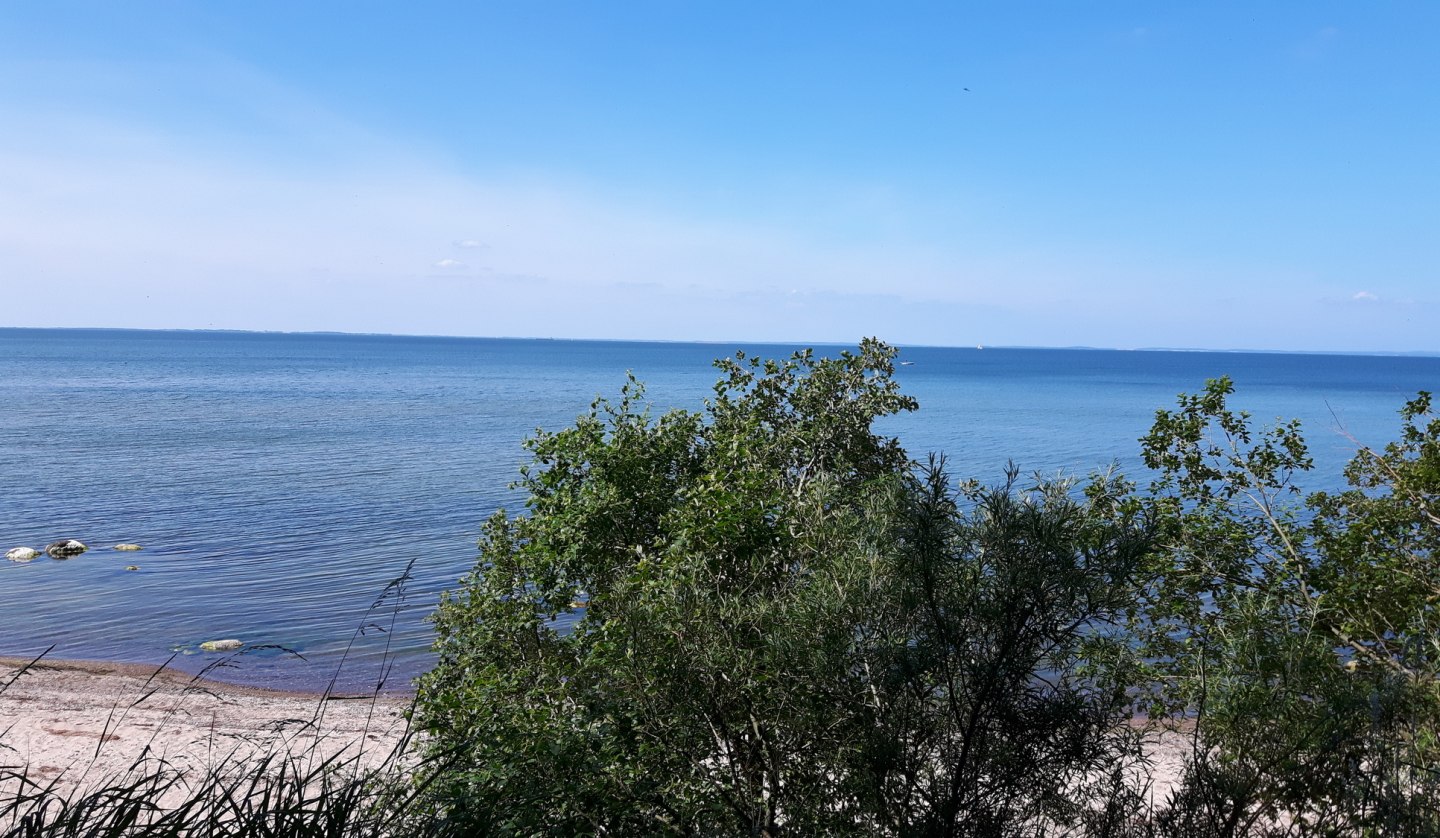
[2,330,1436,690]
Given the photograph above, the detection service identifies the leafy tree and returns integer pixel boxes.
[413,340,1156,836]
[847,460,1156,837]
[1137,378,1440,836]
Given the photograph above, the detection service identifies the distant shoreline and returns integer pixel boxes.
[2,325,1435,358]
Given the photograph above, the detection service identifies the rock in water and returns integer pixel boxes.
[112,543,143,551]
[45,539,87,559]
[199,639,243,652]
[124,565,140,571]
[6,547,40,562]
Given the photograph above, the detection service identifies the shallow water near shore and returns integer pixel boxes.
[2,328,1436,690]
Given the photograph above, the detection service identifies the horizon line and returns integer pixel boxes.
[2,325,1437,359]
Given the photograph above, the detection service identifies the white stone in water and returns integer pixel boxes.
[45,539,87,558]
[113,543,143,551]
[6,547,40,562]
[199,639,244,652]
[124,565,140,571]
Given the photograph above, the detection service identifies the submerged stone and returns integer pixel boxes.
[6,547,40,562]
[45,539,87,559]
[112,543,143,551]
[124,565,140,571]
[199,639,243,652]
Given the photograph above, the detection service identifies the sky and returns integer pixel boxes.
[1,2,1437,352]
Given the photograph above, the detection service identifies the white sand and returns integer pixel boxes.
[0,655,411,798]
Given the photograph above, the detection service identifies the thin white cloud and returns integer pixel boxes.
[1353,290,1378,302]
[434,259,466,269]
[454,239,486,249]
[1293,26,1340,60]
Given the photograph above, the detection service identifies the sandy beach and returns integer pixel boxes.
[0,655,412,798]
[2,653,1190,815]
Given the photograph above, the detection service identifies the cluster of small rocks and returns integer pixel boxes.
[5,539,245,654]
[5,540,144,562]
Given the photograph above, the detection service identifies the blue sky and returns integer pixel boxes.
[2,2,1436,351]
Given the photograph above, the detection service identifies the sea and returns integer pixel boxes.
[2,328,1436,691]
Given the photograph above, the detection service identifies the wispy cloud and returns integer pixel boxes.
[1292,26,1340,60]
[2,49,1433,351]
[1352,290,1378,302]
[0,105,1004,339]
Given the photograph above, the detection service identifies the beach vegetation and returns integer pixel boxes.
[1137,378,1440,835]
[414,339,1159,835]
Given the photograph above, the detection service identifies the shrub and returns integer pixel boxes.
[414,340,1156,835]
[1138,378,1440,835]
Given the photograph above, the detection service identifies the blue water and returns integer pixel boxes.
[1,329,1436,690]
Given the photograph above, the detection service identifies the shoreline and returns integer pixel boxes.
[0,654,418,700]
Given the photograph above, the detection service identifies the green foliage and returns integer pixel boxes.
[414,340,914,835]
[416,350,1440,835]
[1310,391,1440,683]
[850,460,1156,837]
[414,340,1156,836]
[1138,378,1440,835]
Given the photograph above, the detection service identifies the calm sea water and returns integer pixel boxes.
[2,329,1436,690]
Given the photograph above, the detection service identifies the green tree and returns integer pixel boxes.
[1138,378,1440,836]
[413,340,1156,836]
[849,460,1156,837]
[414,340,915,835]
